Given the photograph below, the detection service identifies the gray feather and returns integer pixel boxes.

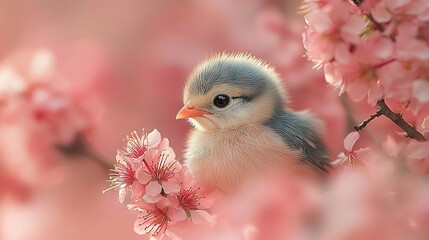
[187,54,284,109]
[265,110,331,172]
[189,58,269,95]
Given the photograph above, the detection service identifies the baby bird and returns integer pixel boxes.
[176,53,330,192]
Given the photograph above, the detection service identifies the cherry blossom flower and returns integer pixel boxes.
[0,45,103,192]
[333,131,370,167]
[104,129,219,238]
[405,141,429,175]
[420,116,429,138]
[137,147,182,202]
[128,198,174,236]
[103,153,145,203]
[370,0,429,27]
[120,129,165,161]
[168,170,214,225]
[396,22,429,61]
[303,0,366,66]
[325,32,397,105]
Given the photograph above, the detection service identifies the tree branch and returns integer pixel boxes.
[354,109,382,131]
[355,99,427,141]
[377,99,426,141]
[58,135,111,170]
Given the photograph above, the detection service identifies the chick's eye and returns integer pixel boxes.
[213,94,230,108]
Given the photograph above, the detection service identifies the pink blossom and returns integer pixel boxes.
[168,170,215,225]
[128,198,174,236]
[0,46,103,144]
[420,116,429,138]
[303,0,366,65]
[412,80,429,104]
[396,22,429,61]
[0,46,103,191]
[120,129,164,161]
[218,175,321,240]
[103,153,145,203]
[406,141,429,175]
[325,33,397,105]
[371,0,429,25]
[333,131,370,167]
[137,145,182,202]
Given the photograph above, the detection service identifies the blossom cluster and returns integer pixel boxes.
[303,0,429,174]
[104,129,214,238]
[303,0,429,114]
[0,46,102,195]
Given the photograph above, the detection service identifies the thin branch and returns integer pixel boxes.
[354,109,382,131]
[58,135,111,170]
[80,146,112,170]
[355,99,427,141]
[377,99,426,141]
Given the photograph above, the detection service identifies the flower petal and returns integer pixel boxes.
[136,168,152,184]
[162,180,181,194]
[332,152,347,166]
[375,38,393,59]
[169,207,187,222]
[372,3,392,23]
[131,182,146,200]
[334,42,351,64]
[412,80,429,103]
[341,16,366,43]
[324,63,343,87]
[367,81,384,106]
[143,194,163,203]
[147,129,162,147]
[344,132,360,152]
[305,11,333,33]
[190,210,215,224]
[346,81,368,102]
[158,138,170,151]
[146,181,162,196]
[157,197,171,209]
[422,116,429,130]
[119,188,127,204]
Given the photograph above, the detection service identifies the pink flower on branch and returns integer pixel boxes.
[0,43,105,192]
[303,0,366,66]
[137,147,182,202]
[103,153,144,203]
[128,198,174,236]
[105,129,179,203]
[168,170,214,225]
[324,32,396,105]
[105,129,216,238]
[333,131,370,167]
[121,129,164,161]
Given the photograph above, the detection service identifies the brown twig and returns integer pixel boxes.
[354,110,382,131]
[58,135,111,170]
[355,99,427,141]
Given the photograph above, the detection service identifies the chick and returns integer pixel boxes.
[176,53,330,192]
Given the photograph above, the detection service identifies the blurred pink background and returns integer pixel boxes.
[0,0,353,239]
